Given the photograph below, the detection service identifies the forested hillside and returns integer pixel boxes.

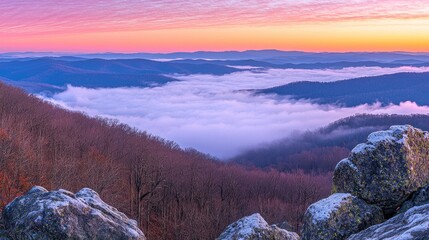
[0,82,330,239]
[233,114,429,173]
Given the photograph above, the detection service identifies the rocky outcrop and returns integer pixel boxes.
[217,213,299,240]
[399,184,429,214]
[348,203,429,240]
[300,125,429,240]
[2,186,145,240]
[4,125,429,240]
[333,125,429,215]
[301,193,383,240]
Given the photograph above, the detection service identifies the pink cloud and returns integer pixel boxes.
[1,0,429,35]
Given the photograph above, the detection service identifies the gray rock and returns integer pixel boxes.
[333,125,429,215]
[217,213,300,240]
[275,221,294,232]
[399,184,429,214]
[2,186,145,240]
[348,203,429,240]
[301,193,383,240]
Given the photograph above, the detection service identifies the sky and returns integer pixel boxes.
[45,66,429,159]
[1,0,429,52]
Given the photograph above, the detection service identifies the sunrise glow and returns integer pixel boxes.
[1,0,429,52]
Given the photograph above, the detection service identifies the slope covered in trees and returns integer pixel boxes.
[0,82,330,239]
[232,114,429,173]
[258,72,429,106]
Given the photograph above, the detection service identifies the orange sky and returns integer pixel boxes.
[1,1,429,53]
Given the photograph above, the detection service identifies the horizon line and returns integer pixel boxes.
[2,49,429,55]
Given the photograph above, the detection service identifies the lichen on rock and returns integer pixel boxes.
[399,184,429,214]
[301,193,383,240]
[2,186,145,240]
[333,125,429,215]
[348,203,429,240]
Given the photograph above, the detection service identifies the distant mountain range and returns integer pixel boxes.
[2,50,429,97]
[0,58,241,94]
[258,72,429,107]
[170,59,429,69]
[2,50,429,64]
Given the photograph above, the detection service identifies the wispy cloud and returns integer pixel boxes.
[44,66,429,159]
[1,0,429,35]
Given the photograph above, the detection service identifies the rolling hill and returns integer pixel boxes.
[0,58,241,94]
[232,114,429,172]
[258,72,429,107]
[4,50,429,64]
[171,59,429,69]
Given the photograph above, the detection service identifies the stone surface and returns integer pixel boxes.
[333,125,429,214]
[348,203,429,240]
[301,193,383,240]
[399,184,429,214]
[2,186,145,240]
[217,213,300,240]
[274,221,294,232]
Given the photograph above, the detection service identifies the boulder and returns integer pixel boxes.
[399,184,429,214]
[2,186,145,240]
[348,203,429,240]
[274,221,294,232]
[301,193,383,240]
[217,213,300,240]
[333,125,429,215]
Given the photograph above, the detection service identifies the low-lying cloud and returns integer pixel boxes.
[46,67,429,159]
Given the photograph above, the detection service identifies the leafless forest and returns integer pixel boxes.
[0,83,332,239]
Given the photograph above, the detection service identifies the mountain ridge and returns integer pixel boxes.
[257,71,429,107]
[3,50,429,63]
[0,58,241,94]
